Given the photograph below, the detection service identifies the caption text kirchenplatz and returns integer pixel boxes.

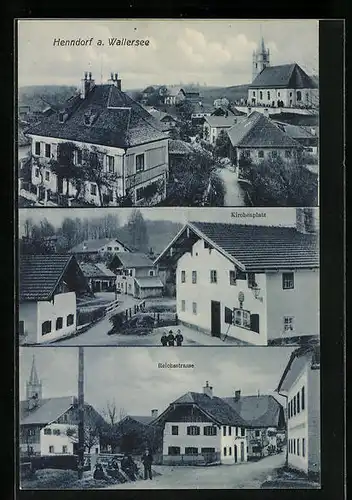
[231,211,267,219]
[52,38,151,47]
[158,362,195,369]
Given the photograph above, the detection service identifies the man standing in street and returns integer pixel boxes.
[175,329,184,346]
[141,448,153,480]
[167,330,175,346]
[161,332,168,346]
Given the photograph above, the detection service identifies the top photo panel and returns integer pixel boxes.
[17,19,319,209]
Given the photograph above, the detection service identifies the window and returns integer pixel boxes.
[107,247,112,251]
[45,144,51,158]
[293,439,296,455]
[187,426,200,436]
[284,316,294,333]
[171,425,179,435]
[75,149,82,165]
[302,438,306,457]
[107,155,115,173]
[168,447,180,456]
[252,91,256,97]
[42,320,52,335]
[258,150,264,158]
[259,91,263,100]
[282,272,294,289]
[90,184,97,196]
[297,391,300,413]
[114,246,119,251]
[267,91,270,100]
[255,430,260,437]
[271,150,278,158]
[53,429,61,436]
[297,438,300,456]
[136,154,145,172]
[278,92,281,97]
[56,317,63,330]
[62,446,68,453]
[44,428,52,435]
[201,447,215,454]
[192,302,197,315]
[35,142,41,155]
[210,270,217,283]
[301,387,305,410]
[241,428,245,437]
[149,270,154,277]
[181,270,186,283]
[243,149,250,158]
[285,150,292,158]
[67,314,74,326]
[35,168,39,178]
[19,320,25,335]
[204,426,217,436]
[185,447,198,455]
[228,426,232,436]
[290,92,293,97]
[136,187,144,201]
[297,91,302,102]
[59,112,65,123]
[49,446,55,453]
[229,446,232,456]
[45,171,50,182]
[192,271,197,284]
[293,395,297,416]
[235,427,238,437]
[181,300,185,312]
[233,308,251,329]
[223,426,227,436]
[223,447,227,456]
[247,272,256,288]
[229,270,236,285]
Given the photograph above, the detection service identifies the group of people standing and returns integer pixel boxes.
[161,329,184,346]
[92,449,154,483]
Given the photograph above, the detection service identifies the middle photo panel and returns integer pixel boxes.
[18,207,319,347]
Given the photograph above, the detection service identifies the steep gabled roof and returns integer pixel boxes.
[277,344,320,393]
[223,395,284,428]
[26,84,169,148]
[135,276,164,288]
[69,237,131,254]
[112,252,154,268]
[79,262,116,279]
[155,221,319,272]
[249,63,318,89]
[168,139,195,155]
[20,254,76,301]
[227,112,302,149]
[20,396,74,425]
[126,415,155,425]
[204,116,241,128]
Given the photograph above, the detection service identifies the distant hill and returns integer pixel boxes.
[199,84,249,105]
[18,85,78,112]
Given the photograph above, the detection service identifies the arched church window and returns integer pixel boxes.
[297,91,302,101]
[259,91,263,100]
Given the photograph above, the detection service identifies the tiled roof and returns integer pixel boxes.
[165,86,185,97]
[148,109,177,123]
[69,238,131,254]
[114,252,154,268]
[168,139,195,155]
[223,395,284,428]
[135,277,164,288]
[157,221,318,271]
[79,262,116,278]
[274,121,319,140]
[192,103,214,114]
[20,254,74,301]
[128,415,155,425]
[26,84,169,148]
[227,112,302,149]
[172,392,247,426]
[204,116,240,128]
[20,396,74,425]
[249,63,318,89]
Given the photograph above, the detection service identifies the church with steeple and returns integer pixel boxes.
[252,35,270,82]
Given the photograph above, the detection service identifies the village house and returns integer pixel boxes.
[163,86,186,106]
[273,121,319,155]
[69,237,132,261]
[22,72,169,207]
[109,252,164,299]
[20,356,105,457]
[203,115,246,145]
[142,107,179,133]
[223,392,286,459]
[168,139,197,176]
[227,111,303,174]
[112,410,161,454]
[19,254,90,345]
[191,102,214,124]
[154,209,319,346]
[152,382,248,466]
[79,262,117,293]
[276,344,320,481]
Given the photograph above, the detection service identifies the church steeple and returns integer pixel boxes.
[252,29,270,82]
[26,355,42,401]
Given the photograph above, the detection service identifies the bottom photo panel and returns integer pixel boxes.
[19,346,321,490]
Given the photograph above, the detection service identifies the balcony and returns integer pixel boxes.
[125,163,167,190]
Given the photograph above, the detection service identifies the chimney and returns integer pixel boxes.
[151,409,158,418]
[234,390,241,401]
[80,72,95,99]
[296,208,318,234]
[203,381,213,398]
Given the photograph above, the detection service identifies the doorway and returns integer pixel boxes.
[211,301,221,337]
[234,444,238,463]
[240,442,245,461]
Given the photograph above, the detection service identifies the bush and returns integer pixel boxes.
[77,306,106,326]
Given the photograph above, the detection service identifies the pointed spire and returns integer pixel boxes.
[29,355,40,385]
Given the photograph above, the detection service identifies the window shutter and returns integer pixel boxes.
[224,307,233,324]
[52,143,58,160]
[250,314,260,333]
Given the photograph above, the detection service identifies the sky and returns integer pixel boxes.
[19,347,295,419]
[17,19,319,88]
[18,207,305,236]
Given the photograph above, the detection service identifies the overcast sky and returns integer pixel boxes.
[20,347,295,418]
[18,19,318,88]
[18,207,304,235]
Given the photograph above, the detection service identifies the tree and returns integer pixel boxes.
[176,100,195,122]
[126,210,149,252]
[49,142,84,197]
[243,155,318,207]
[214,130,231,159]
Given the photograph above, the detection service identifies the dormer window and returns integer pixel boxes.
[84,114,91,125]
[58,112,65,123]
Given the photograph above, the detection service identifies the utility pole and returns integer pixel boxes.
[78,347,84,479]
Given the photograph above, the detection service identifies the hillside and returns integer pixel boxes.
[18,85,78,112]
[199,84,249,105]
